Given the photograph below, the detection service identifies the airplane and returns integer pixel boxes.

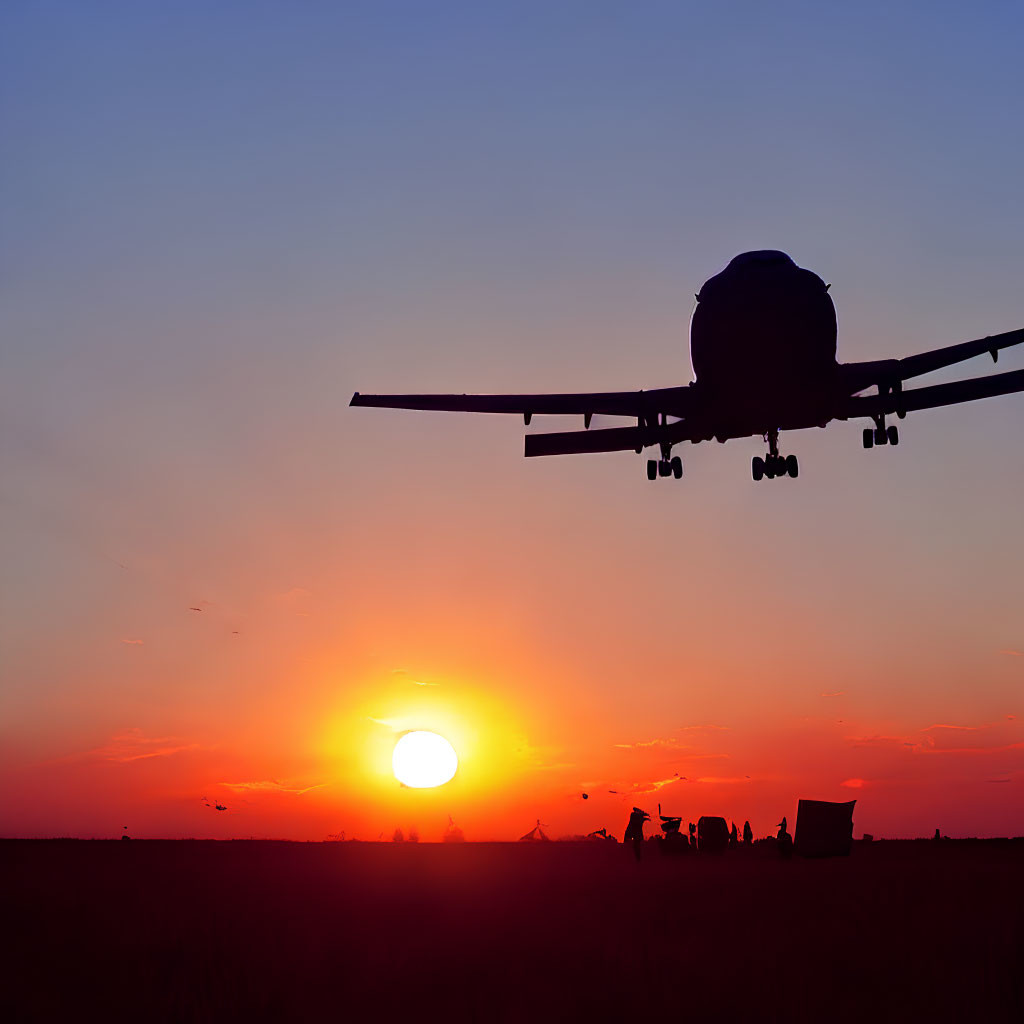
[351,250,1024,481]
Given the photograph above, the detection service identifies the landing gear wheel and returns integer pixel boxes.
[764,456,776,480]
[786,454,799,478]
[874,427,887,446]
[887,424,899,446]
[671,455,683,479]
[647,460,657,481]
[863,428,874,449]
[658,460,671,477]
[752,456,764,481]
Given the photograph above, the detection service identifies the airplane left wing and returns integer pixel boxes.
[350,386,692,421]
[841,327,1024,395]
[842,366,1024,420]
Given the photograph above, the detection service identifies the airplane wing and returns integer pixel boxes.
[841,327,1024,394]
[842,366,1024,420]
[350,386,692,421]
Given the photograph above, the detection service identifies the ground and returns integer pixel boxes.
[2,838,1021,1021]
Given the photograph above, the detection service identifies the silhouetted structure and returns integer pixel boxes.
[777,816,794,859]
[742,820,753,845]
[587,828,617,843]
[657,803,683,837]
[933,828,941,841]
[794,799,855,858]
[729,822,739,847]
[698,816,729,854]
[392,828,404,843]
[519,819,550,842]
[443,815,465,843]
[624,807,650,860]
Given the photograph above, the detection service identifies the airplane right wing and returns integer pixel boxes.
[351,386,692,420]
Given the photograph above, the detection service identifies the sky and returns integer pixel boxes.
[2,1,1023,841]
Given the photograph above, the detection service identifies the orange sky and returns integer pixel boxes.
[2,5,1023,842]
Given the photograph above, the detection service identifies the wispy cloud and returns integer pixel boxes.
[678,724,730,732]
[391,668,438,686]
[841,778,866,788]
[999,649,1023,657]
[219,779,323,795]
[120,638,144,645]
[821,691,845,698]
[90,728,198,763]
[614,737,682,750]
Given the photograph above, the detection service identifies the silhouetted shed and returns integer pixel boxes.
[697,816,729,853]
[794,799,856,857]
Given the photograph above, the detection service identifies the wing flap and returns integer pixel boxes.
[525,420,696,457]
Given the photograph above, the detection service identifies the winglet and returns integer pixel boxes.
[350,392,361,406]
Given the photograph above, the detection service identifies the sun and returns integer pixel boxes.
[392,731,459,788]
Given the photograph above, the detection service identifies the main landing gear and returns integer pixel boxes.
[862,419,899,449]
[752,429,798,481]
[647,441,683,481]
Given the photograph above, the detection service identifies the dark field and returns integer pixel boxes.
[2,839,1022,1022]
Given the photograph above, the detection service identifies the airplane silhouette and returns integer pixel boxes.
[351,251,1024,480]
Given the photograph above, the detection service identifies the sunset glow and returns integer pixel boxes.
[2,4,1022,846]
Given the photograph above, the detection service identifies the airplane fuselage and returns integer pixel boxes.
[688,250,840,439]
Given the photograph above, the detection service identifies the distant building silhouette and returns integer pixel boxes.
[794,799,855,858]
[743,820,753,845]
[443,815,465,843]
[698,816,729,853]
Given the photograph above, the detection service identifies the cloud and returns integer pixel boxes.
[820,691,845,698]
[999,649,1023,657]
[841,778,866,788]
[90,728,198,763]
[366,716,401,729]
[614,737,682,750]
[678,724,730,732]
[219,779,323,795]
[390,668,438,686]
[120,638,144,645]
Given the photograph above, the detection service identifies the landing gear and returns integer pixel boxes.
[753,429,798,481]
[646,445,683,481]
[864,416,900,452]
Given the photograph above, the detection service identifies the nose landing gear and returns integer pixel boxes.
[752,429,798,481]
[646,442,683,481]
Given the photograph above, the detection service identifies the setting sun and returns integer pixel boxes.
[392,731,459,788]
